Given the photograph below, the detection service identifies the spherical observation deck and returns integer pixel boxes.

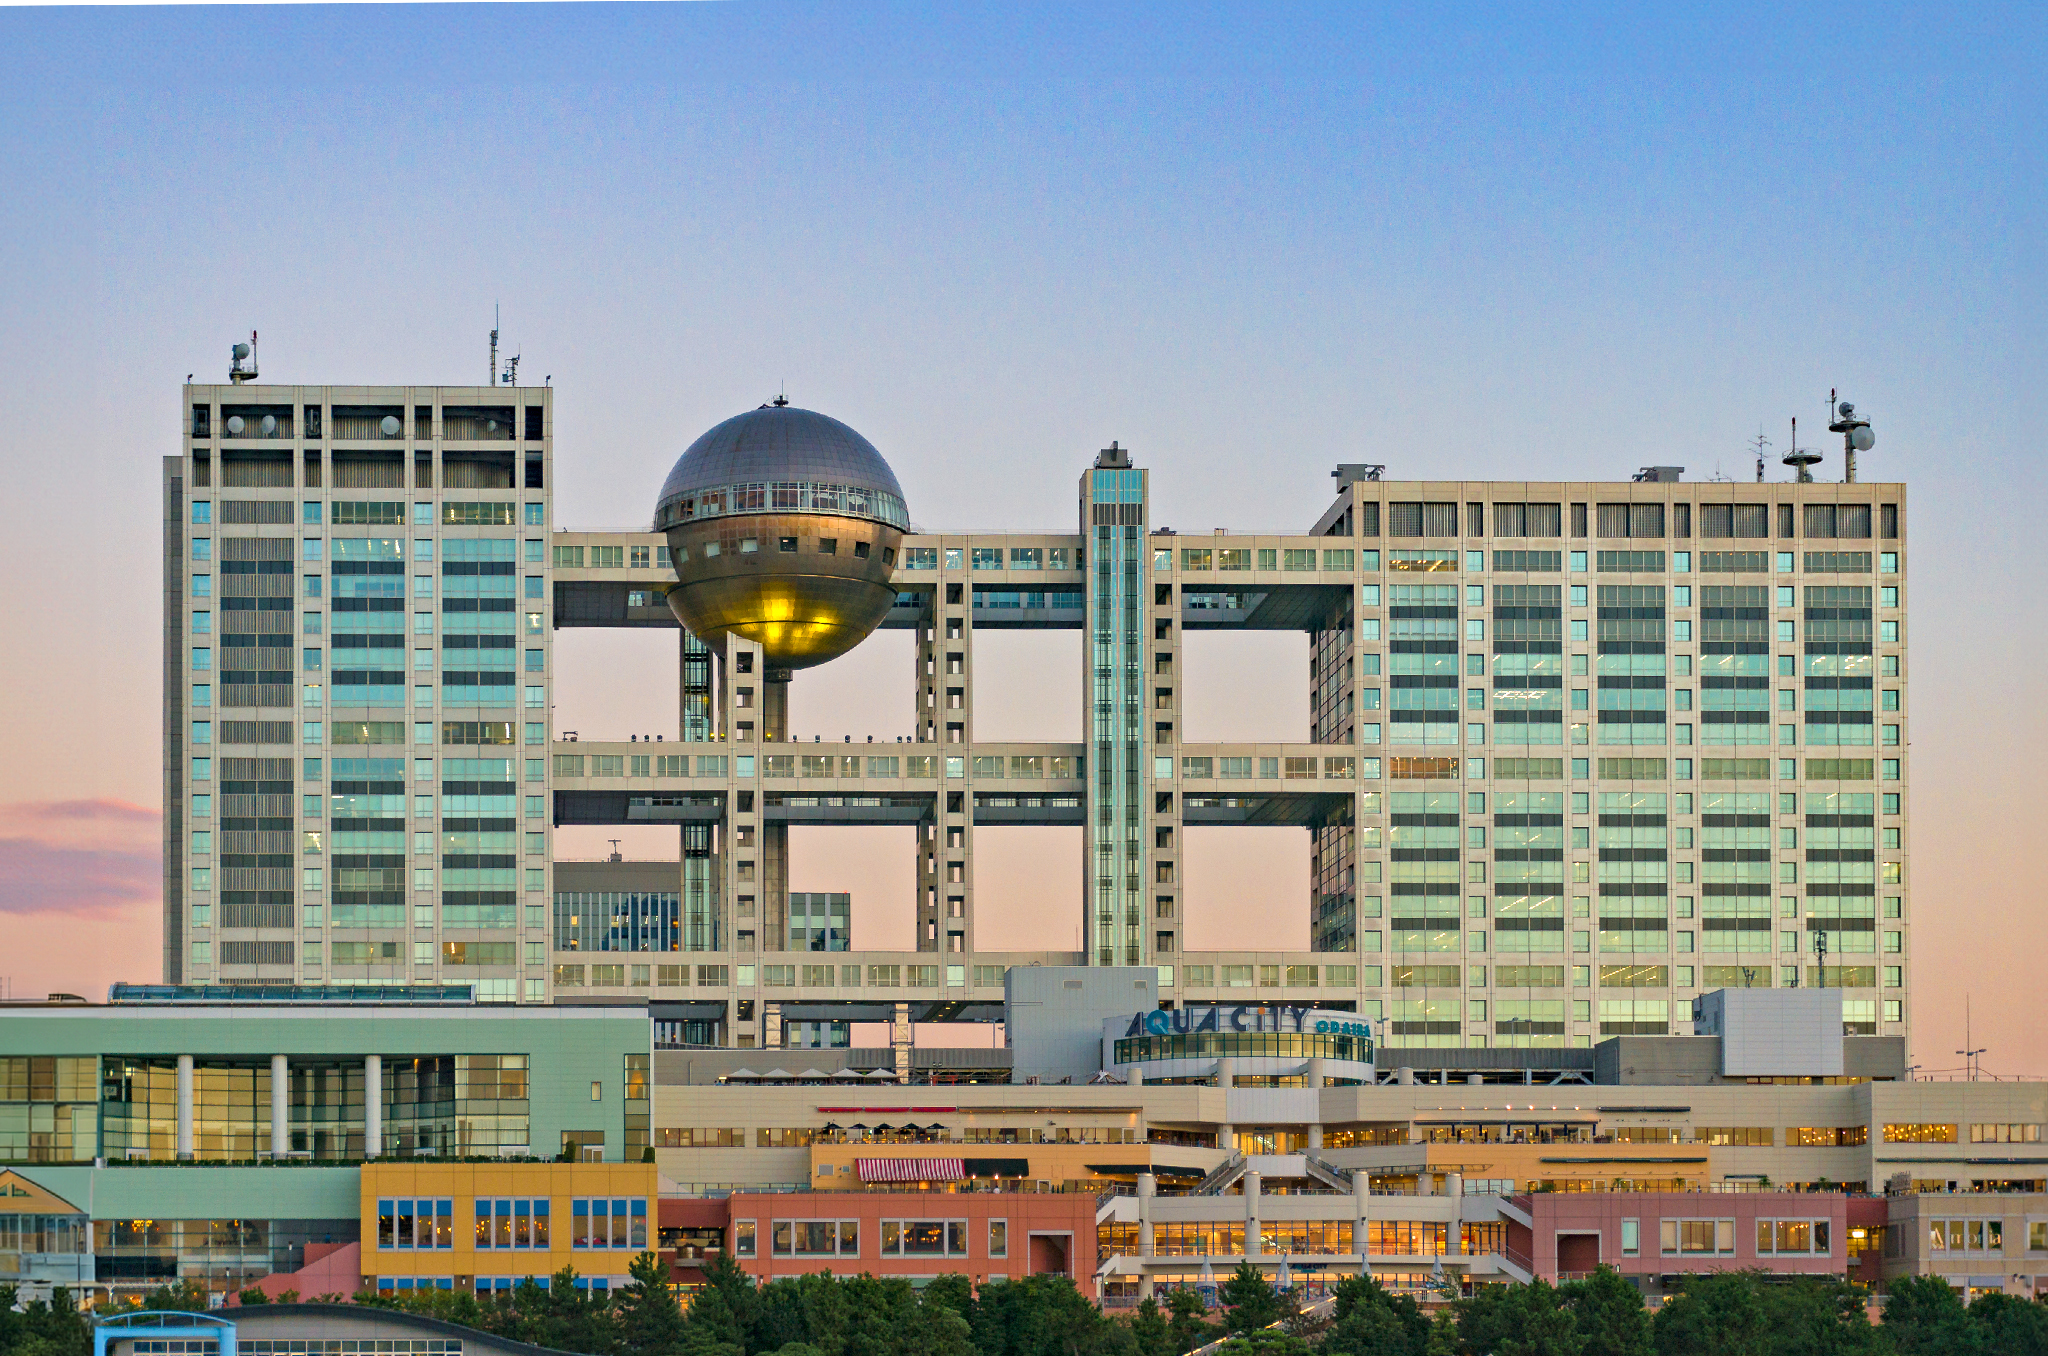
[654,402,909,671]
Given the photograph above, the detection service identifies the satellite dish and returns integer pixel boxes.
[379,415,402,437]
[225,415,245,435]
[1836,402,1855,419]
[1849,426,1875,451]
[232,343,251,361]
[259,414,278,437]
[486,419,500,433]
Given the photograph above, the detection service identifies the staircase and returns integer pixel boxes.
[1192,1150,1249,1195]
[1303,1154,1353,1192]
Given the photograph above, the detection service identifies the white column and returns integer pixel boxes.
[1244,1169,1262,1258]
[1447,1173,1464,1255]
[270,1054,290,1157]
[175,1055,195,1159]
[1307,1056,1326,1151]
[364,1054,383,1157]
[1216,1056,1235,1151]
[1353,1164,1372,1275]
[1138,1173,1156,1300]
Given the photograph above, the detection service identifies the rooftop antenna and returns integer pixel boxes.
[607,838,623,863]
[1782,415,1820,483]
[489,305,499,390]
[228,330,258,384]
[1958,995,1985,1082]
[1827,388,1875,483]
[502,351,521,387]
[1748,431,1771,483]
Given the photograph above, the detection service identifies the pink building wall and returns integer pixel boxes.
[1508,1192,1850,1284]
[723,1192,1098,1296]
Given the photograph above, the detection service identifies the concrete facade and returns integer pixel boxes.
[167,385,555,1001]
[161,383,1911,1051]
[547,463,1912,1053]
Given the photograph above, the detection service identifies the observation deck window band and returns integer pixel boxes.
[656,482,911,531]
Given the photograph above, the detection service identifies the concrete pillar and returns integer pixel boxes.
[1216,1057,1235,1151]
[365,1054,383,1157]
[176,1054,195,1159]
[1139,1174,1157,1257]
[1134,1172,1157,1300]
[1447,1174,1464,1255]
[1244,1170,1262,1258]
[1307,1055,1325,1151]
[270,1054,289,1157]
[1353,1165,1372,1274]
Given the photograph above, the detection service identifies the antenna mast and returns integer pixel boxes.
[1749,431,1771,483]
[489,305,499,389]
[1782,416,1820,483]
[1827,389,1875,484]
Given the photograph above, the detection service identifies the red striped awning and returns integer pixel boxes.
[857,1157,965,1183]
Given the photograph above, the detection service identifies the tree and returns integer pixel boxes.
[1321,1275,1428,1356]
[1166,1288,1215,1356]
[1129,1298,1174,1356]
[683,1251,756,1356]
[0,1285,92,1356]
[895,1299,976,1356]
[922,1276,977,1321]
[794,1271,855,1356]
[1649,1273,1772,1356]
[1557,1268,1650,1356]
[1760,1276,1885,1356]
[616,1250,687,1356]
[972,1275,1130,1356]
[1880,1275,1981,1356]
[1220,1263,1283,1336]
[1422,1309,1459,1356]
[1956,1292,2048,1356]
[1460,1279,1582,1356]
[1215,1328,1311,1356]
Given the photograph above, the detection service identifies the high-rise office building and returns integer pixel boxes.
[165,385,554,1000]
[167,387,1907,1052]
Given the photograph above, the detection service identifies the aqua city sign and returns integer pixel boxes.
[1124,1006,1374,1042]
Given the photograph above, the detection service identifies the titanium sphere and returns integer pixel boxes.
[653,404,909,670]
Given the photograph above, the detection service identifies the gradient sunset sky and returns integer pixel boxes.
[0,3,2041,1072]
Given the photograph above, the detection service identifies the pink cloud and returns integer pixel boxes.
[0,798,159,826]
[0,837,160,918]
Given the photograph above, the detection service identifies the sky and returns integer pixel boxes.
[0,2,2042,1072]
